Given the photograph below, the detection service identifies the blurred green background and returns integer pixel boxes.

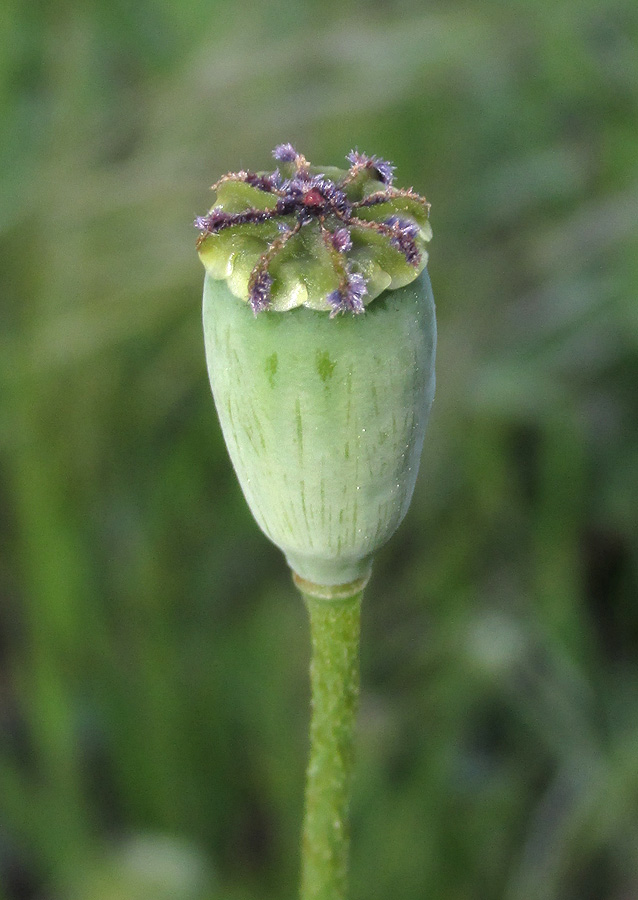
[1,0,637,897]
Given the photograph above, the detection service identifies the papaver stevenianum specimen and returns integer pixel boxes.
[196,145,436,588]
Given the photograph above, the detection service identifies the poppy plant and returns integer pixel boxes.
[196,146,436,900]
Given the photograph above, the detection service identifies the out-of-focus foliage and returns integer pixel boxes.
[1,0,637,898]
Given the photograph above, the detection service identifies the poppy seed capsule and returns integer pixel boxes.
[198,147,436,586]
[203,271,435,585]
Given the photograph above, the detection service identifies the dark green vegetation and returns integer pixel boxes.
[1,0,637,897]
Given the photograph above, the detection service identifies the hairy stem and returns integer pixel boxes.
[296,577,364,900]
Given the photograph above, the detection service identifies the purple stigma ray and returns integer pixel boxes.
[273,143,299,162]
[244,170,280,192]
[195,207,276,234]
[249,269,273,315]
[194,208,233,233]
[327,271,367,318]
[384,216,421,266]
[385,215,419,237]
[346,150,395,186]
[332,228,352,253]
[346,272,367,311]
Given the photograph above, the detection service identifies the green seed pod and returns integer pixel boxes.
[197,146,436,587]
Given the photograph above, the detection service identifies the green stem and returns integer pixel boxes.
[295,575,365,900]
